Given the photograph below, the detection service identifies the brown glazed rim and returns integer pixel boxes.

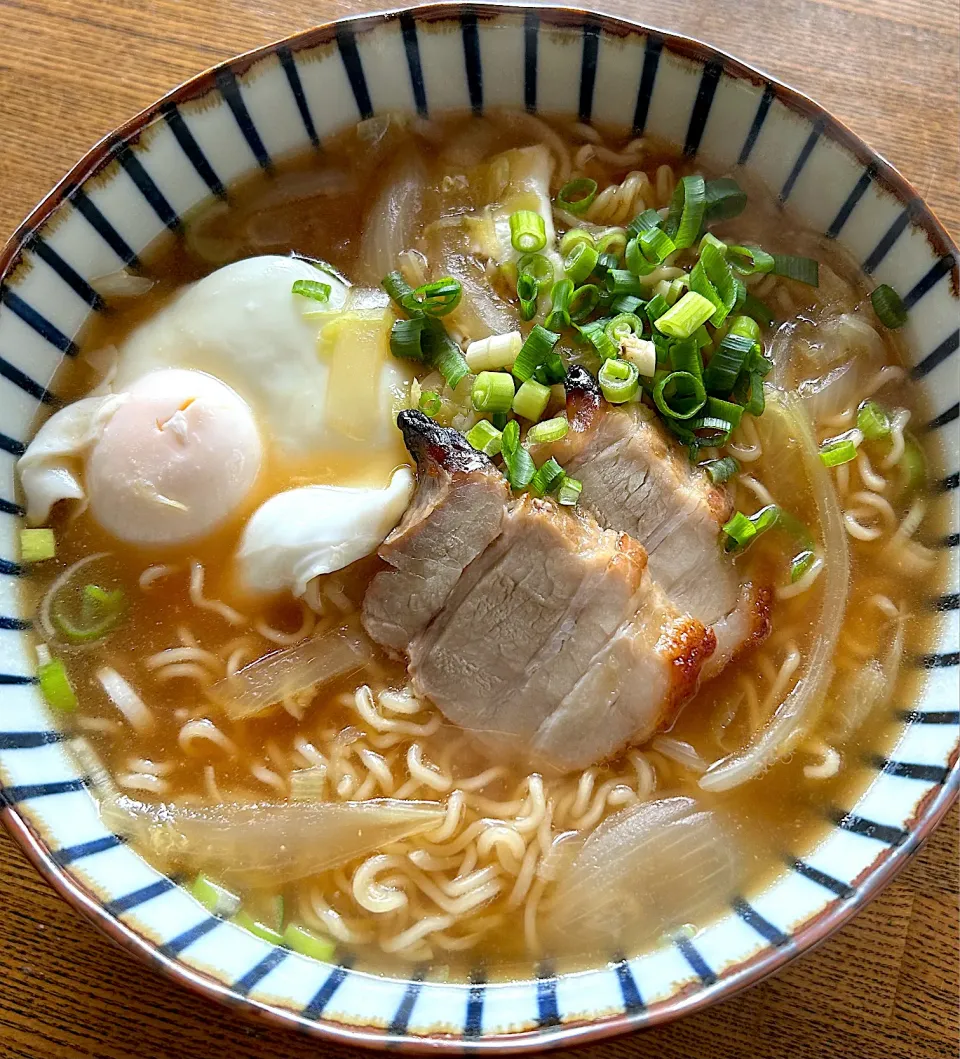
[0,4,957,1053]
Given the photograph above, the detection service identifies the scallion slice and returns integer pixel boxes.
[382,270,418,311]
[653,370,707,420]
[20,528,55,563]
[556,177,598,215]
[191,874,241,918]
[790,549,817,583]
[421,321,470,388]
[510,210,547,253]
[564,241,599,285]
[625,237,656,277]
[38,656,76,712]
[704,396,744,430]
[526,417,569,445]
[559,229,594,256]
[291,278,332,303]
[611,293,644,315]
[513,378,551,422]
[465,419,504,456]
[645,293,671,323]
[870,284,907,329]
[727,244,775,276]
[52,584,126,644]
[669,337,703,379]
[664,174,707,250]
[533,350,567,386]
[466,331,522,372]
[744,371,766,416]
[626,207,663,239]
[598,358,640,404]
[654,291,716,339]
[700,456,740,485]
[518,252,554,286]
[742,293,774,327]
[578,319,618,360]
[233,910,284,946]
[605,313,644,344]
[418,390,442,417]
[703,177,747,222]
[606,269,645,297]
[500,420,536,489]
[472,371,515,414]
[529,456,566,497]
[569,283,601,322]
[389,317,425,361]
[857,400,891,441]
[596,228,627,260]
[283,923,336,962]
[702,333,752,395]
[771,254,819,286]
[513,324,561,382]
[545,278,574,331]
[690,242,737,326]
[819,437,857,467]
[722,510,757,550]
[408,277,462,317]
[556,475,583,506]
[639,226,676,264]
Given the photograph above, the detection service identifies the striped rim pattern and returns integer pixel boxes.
[0,5,956,1052]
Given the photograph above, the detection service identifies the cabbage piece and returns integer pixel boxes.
[18,394,129,524]
[101,795,444,887]
[356,148,429,286]
[210,624,373,720]
[544,796,739,955]
[700,390,850,792]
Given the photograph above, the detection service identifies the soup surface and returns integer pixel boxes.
[20,111,948,980]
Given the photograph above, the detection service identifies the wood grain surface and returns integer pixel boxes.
[0,1,957,1057]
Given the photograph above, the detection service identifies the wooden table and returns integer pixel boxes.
[0,1,957,1056]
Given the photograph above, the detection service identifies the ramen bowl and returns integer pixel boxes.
[0,4,956,1051]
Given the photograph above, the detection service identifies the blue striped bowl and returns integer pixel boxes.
[0,5,956,1051]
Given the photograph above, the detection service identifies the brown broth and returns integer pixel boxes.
[23,112,950,980]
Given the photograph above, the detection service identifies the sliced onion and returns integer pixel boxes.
[701,390,850,791]
[356,149,428,286]
[830,610,905,743]
[545,796,739,955]
[100,795,444,887]
[209,623,372,720]
[96,667,154,733]
[90,269,155,298]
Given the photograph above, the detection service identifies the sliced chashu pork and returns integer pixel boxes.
[533,368,771,677]
[362,411,715,771]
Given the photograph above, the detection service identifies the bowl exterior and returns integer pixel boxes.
[0,4,956,1052]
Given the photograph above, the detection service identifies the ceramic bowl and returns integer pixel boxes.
[0,4,956,1052]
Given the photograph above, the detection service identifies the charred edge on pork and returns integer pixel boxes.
[397,410,492,473]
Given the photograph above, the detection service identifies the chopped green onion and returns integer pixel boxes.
[871,284,907,329]
[465,331,522,372]
[771,254,819,286]
[569,283,601,322]
[491,412,508,431]
[728,314,762,348]
[421,321,470,388]
[703,177,747,222]
[500,420,536,489]
[857,400,891,441]
[556,178,598,215]
[893,433,926,499]
[596,228,627,260]
[639,227,676,264]
[700,456,740,485]
[605,313,644,344]
[606,269,645,297]
[594,251,620,277]
[598,358,640,404]
[472,371,515,414]
[626,208,663,239]
[533,351,567,385]
[526,417,569,445]
[655,291,716,339]
[529,457,566,496]
[625,237,656,277]
[37,656,76,713]
[564,241,599,285]
[389,317,425,361]
[556,476,583,506]
[191,874,240,918]
[644,293,671,323]
[559,229,594,256]
[232,910,284,946]
[750,504,780,534]
[744,371,766,416]
[382,270,418,311]
[519,294,538,321]
[653,370,707,420]
[418,390,442,417]
[722,510,757,550]
[665,276,688,306]
[664,174,707,250]
[669,337,703,379]
[727,244,775,276]
[283,923,336,962]
[688,415,734,440]
[742,293,774,327]
[465,420,504,456]
[819,437,858,467]
[291,279,332,304]
[790,550,817,583]
[699,231,728,256]
[510,210,547,253]
[703,333,753,394]
[409,277,462,317]
[694,324,713,349]
[690,242,737,326]
[52,584,126,644]
[518,252,555,286]
[752,353,773,376]
[513,378,552,422]
[513,325,561,382]
[704,396,744,430]
[545,278,573,330]
[578,319,618,360]
[20,528,55,563]
[611,293,644,315]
